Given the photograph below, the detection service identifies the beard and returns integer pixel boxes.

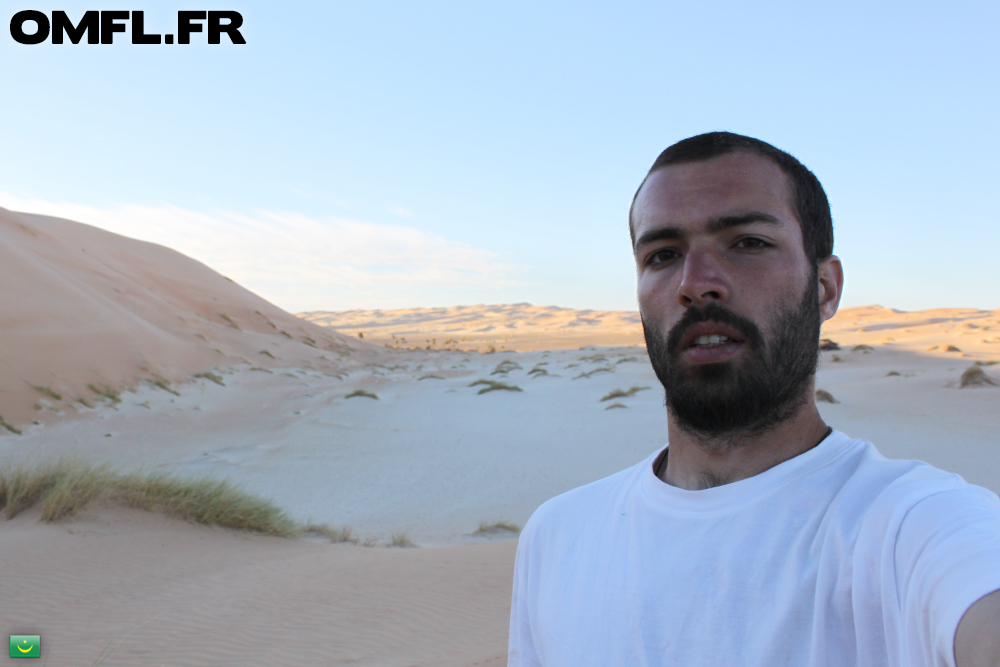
[643,280,821,444]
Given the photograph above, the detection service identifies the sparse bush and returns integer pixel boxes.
[0,414,22,435]
[819,339,840,351]
[149,377,180,396]
[816,389,839,403]
[194,372,226,386]
[345,389,379,399]
[469,379,522,395]
[88,384,122,405]
[302,523,358,543]
[573,367,613,380]
[600,386,651,402]
[389,531,415,547]
[32,386,62,402]
[475,519,521,535]
[960,365,997,388]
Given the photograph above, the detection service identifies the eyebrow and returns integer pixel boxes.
[633,211,782,251]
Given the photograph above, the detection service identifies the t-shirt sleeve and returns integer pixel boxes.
[508,532,542,667]
[894,485,1000,667]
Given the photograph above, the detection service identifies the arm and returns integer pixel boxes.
[956,589,1000,667]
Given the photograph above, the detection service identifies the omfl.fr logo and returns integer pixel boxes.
[9,9,245,45]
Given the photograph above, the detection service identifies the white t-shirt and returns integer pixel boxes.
[508,431,1000,667]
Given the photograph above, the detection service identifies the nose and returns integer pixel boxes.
[677,250,729,307]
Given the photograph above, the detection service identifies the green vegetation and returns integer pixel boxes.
[32,386,62,402]
[88,384,122,405]
[0,459,298,536]
[301,523,358,543]
[599,386,651,402]
[469,379,523,395]
[389,531,415,547]
[491,360,522,375]
[218,313,241,330]
[475,519,521,535]
[345,389,379,399]
[0,414,22,435]
[573,367,613,380]
[960,365,997,388]
[149,377,180,396]
[815,389,839,403]
[194,371,226,386]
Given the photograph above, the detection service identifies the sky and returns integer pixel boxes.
[2,1,998,314]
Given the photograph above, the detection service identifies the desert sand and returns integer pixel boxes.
[1,206,998,665]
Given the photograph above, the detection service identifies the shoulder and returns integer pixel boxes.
[518,448,658,548]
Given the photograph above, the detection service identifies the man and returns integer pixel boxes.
[508,132,1000,666]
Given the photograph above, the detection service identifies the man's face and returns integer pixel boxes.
[632,152,821,439]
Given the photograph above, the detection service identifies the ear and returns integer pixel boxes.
[817,255,843,323]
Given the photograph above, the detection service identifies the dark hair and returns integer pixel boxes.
[629,132,833,266]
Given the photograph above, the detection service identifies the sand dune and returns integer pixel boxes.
[299,303,646,351]
[0,506,514,666]
[0,206,371,430]
[299,302,1000,360]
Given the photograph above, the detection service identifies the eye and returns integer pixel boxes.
[734,237,771,250]
[646,249,680,266]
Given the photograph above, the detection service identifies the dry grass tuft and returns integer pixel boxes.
[573,367,614,380]
[259,349,276,359]
[469,379,523,395]
[389,531,416,547]
[604,402,627,410]
[301,523,358,543]
[88,384,122,405]
[852,345,873,353]
[417,374,443,380]
[194,371,226,386]
[345,389,379,399]
[0,414,22,435]
[0,459,298,535]
[960,365,997,388]
[886,371,901,377]
[944,344,961,352]
[475,519,521,535]
[819,339,840,351]
[815,389,839,403]
[32,386,63,401]
[600,386,651,402]
[149,377,180,396]
[491,360,522,375]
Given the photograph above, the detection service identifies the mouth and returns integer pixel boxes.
[678,321,747,363]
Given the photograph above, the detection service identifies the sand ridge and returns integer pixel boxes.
[0,206,375,430]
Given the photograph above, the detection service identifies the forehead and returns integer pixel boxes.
[632,152,797,235]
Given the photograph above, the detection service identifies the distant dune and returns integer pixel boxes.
[0,206,370,430]
[301,302,1000,358]
[299,303,647,352]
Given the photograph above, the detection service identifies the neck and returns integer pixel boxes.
[659,385,831,490]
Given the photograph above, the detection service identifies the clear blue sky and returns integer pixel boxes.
[2,1,997,313]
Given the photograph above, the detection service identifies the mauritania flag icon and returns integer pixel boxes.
[9,635,40,658]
